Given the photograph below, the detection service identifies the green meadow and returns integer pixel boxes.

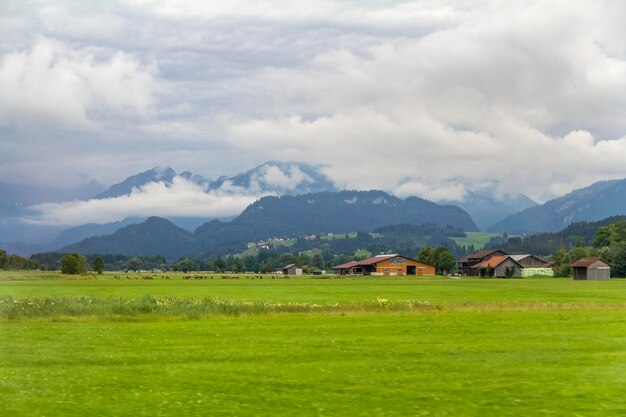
[450,232,504,249]
[2,271,626,416]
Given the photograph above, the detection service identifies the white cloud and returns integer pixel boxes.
[23,177,259,226]
[252,165,313,191]
[2,0,626,205]
[0,38,158,128]
[394,181,467,202]
[220,1,626,202]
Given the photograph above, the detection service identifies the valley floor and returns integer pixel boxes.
[2,272,626,416]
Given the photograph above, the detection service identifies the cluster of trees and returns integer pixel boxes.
[550,220,626,277]
[0,250,39,270]
[489,216,626,256]
[61,253,88,274]
[169,251,330,274]
[417,246,456,275]
[31,253,168,272]
[592,220,626,277]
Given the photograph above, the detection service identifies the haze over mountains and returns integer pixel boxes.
[2,160,626,257]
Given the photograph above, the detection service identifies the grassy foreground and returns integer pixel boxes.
[2,272,626,416]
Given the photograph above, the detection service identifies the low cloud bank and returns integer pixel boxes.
[23,177,260,226]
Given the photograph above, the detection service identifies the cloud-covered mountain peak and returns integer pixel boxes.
[96,167,180,199]
[209,161,338,195]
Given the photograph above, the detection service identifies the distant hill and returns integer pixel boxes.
[192,191,477,253]
[486,215,626,256]
[61,217,196,258]
[62,190,478,258]
[488,179,626,234]
[224,190,477,236]
[45,217,145,250]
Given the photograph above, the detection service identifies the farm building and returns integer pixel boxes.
[282,264,303,275]
[510,254,554,277]
[458,249,508,276]
[471,255,522,278]
[571,258,611,280]
[333,254,435,276]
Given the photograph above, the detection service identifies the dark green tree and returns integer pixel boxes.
[213,258,226,273]
[174,258,195,272]
[61,253,88,275]
[311,252,324,269]
[92,257,105,274]
[418,246,435,265]
[232,260,244,273]
[433,246,456,274]
[126,257,142,272]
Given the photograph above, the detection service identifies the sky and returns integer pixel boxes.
[2,1,626,225]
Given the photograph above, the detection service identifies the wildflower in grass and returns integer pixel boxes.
[377,298,389,307]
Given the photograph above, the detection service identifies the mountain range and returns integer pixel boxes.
[488,178,626,234]
[95,161,338,200]
[3,161,626,257]
[61,190,478,258]
[486,215,626,256]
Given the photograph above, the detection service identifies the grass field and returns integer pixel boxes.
[2,271,626,416]
[451,232,504,249]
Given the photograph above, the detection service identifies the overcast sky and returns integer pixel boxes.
[3,0,626,220]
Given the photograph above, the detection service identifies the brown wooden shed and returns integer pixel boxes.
[571,258,611,280]
[282,264,303,275]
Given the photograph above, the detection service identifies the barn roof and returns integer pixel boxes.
[472,255,522,269]
[283,264,301,269]
[357,254,398,265]
[333,254,430,269]
[511,254,551,265]
[458,249,507,263]
[332,261,360,269]
[571,258,610,268]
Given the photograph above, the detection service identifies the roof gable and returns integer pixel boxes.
[472,255,522,269]
[571,258,610,268]
[510,254,550,265]
[333,254,433,269]
[459,249,507,263]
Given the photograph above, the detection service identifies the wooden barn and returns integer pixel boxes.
[471,255,523,278]
[282,264,303,275]
[571,258,611,280]
[333,254,435,276]
[510,254,554,277]
[458,249,508,276]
